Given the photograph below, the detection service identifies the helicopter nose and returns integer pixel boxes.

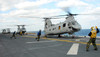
[72,23,81,31]
[72,27,80,31]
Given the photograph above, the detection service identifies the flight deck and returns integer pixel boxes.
[0,34,100,57]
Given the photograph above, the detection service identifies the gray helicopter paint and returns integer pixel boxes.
[44,16,81,35]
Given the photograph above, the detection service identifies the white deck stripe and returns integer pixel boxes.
[28,44,62,50]
[76,39,80,41]
[26,40,56,43]
[67,39,80,55]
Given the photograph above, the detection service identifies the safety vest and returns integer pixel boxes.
[20,31,22,35]
[90,29,97,38]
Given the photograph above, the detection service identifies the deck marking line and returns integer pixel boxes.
[28,44,62,50]
[26,40,56,43]
[23,36,100,45]
[67,39,80,55]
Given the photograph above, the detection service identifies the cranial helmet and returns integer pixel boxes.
[91,26,94,30]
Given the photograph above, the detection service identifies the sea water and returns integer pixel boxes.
[28,29,100,37]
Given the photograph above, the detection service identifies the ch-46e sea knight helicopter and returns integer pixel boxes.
[1,28,11,34]
[21,10,83,37]
[15,25,26,35]
[44,13,81,37]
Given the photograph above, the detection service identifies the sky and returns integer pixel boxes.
[0,0,100,32]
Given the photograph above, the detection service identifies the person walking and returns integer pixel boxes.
[86,26,99,51]
[37,30,41,41]
[10,31,16,39]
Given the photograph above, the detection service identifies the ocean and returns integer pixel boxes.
[74,29,100,36]
[28,29,100,37]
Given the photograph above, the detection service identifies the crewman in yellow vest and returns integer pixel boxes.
[20,31,22,35]
[86,26,99,51]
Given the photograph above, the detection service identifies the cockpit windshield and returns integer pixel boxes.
[71,21,77,25]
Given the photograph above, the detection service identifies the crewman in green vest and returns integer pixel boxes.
[86,26,99,51]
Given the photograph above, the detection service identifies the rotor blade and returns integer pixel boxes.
[83,13,100,15]
[58,15,68,16]
[74,13,100,15]
[20,16,61,19]
[20,16,42,18]
[54,13,100,17]
[51,15,68,17]
[43,17,61,19]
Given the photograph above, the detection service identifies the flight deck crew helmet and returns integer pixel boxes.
[91,26,94,30]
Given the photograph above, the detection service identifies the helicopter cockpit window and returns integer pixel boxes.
[63,23,66,27]
[72,21,76,25]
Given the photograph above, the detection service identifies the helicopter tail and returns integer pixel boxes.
[45,19,52,28]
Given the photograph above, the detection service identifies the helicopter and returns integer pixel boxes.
[20,10,83,37]
[21,7,99,37]
[2,29,6,34]
[1,28,11,34]
[44,16,81,37]
[44,12,82,37]
[15,25,26,35]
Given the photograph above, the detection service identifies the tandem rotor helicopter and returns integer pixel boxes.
[1,28,11,34]
[15,25,26,35]
[0,25,26,35]
[21,8,97,37]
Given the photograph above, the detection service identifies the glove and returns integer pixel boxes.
[96,26,98,29]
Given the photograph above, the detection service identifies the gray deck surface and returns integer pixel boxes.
[0,34,100,57]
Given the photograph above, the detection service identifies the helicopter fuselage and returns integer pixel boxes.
[44,16,81,35]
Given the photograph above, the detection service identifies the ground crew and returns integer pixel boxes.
[86,26,99,51]
[37,30,41,41]
[20,31,22,35]
[10,31,16,39]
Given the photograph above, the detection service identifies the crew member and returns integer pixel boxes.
[20,31,22,35]
[86,26,99,51]
[10,31,16,39]
[37,30,41,41]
